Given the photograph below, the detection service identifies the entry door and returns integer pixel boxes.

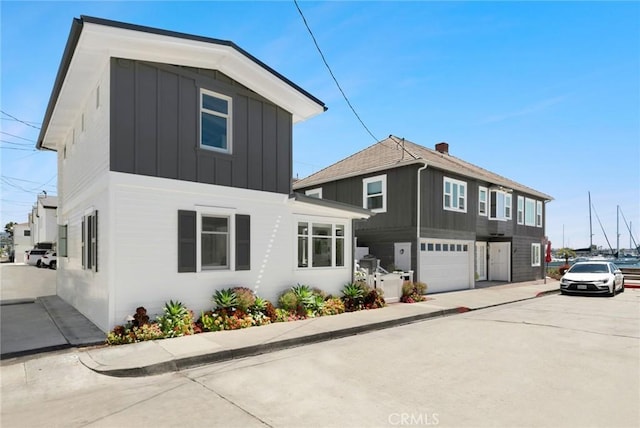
[489,242,511,281]
[394,242,412,272]
[475,242,487,281]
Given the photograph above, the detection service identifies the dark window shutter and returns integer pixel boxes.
[81,218,86,269]
[94,211,98,272]
[490,191,497,218]
[178,210,197,272]
[235,214,250,271]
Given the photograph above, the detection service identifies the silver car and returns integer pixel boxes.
[560,261,625,296]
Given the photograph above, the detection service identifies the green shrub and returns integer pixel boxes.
[321,297,345,316]
[157,300,195,337]
[401,282,427,303]
[278,290,299,312]
[231,286,256,312]
[342,282,365,312]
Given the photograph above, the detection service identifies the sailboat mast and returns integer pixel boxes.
[589,191,593,253]
[617,205,620,258]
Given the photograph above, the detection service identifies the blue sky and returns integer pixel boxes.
[1,1,639,251]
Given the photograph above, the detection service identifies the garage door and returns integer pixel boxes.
[420,239,474,293]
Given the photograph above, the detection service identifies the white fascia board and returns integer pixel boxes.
[289,199,371,220]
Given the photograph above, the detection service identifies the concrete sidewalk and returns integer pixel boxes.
[77,279,560,377]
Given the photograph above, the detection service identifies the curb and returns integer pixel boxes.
[82,307,465,377]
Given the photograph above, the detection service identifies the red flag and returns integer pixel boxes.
[545,241,552,263]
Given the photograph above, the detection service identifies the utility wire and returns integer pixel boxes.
[0,110,41,129]
[293,0,379,143]
[0,131,36,142]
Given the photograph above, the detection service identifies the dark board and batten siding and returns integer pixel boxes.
[110,58,293,194]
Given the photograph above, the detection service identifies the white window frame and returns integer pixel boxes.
[505,194,512,220]
[478,186,488,216]
[525,198,536,226]
[305,188,323,199]
[517,196,525,225]
[296,219,346,269]
[199,214,231,271]
[200,89,232,154]
[443,177,467,213]
[362,175,387,213]
[536,201,543,228]
[531,243,541,267]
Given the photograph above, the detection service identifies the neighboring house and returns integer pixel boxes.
[294,136,553,293]
[12,222,31,263]
[36,16,370,332]
[28,194,58,249]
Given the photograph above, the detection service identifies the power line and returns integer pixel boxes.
[293,0,379,143]
[0,110,41,130]
[0,131,36,143]
[1,139,34,147]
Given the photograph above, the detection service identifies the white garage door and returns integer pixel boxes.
[420,239,474,293]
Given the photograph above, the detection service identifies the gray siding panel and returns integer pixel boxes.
[135,62,157,176]
[158,70,179,179]
[111,59,135,172]
[178,76,197,182]
[247,98,263,190]
[262,104,278,193]
[110,58,292,194]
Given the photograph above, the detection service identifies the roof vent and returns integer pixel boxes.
[435,142,449,154]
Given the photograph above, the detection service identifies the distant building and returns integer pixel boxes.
[13,222,32,262]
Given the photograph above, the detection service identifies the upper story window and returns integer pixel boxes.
[305,188,323,199]
[362,175,387,213]
[525,198,536,226]
[444,177,466,213]
[478,186,488,216]
[200,89,232,153]
[490,189,512,221]
[517,196,524,224]
[536,201,543,228]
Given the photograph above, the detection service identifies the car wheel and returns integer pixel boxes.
[36,260,41,268]
[620,280,624,293]
[608,284,616,297]
[50,261,56,270]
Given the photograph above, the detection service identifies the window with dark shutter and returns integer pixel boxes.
[178,210,197,272]
[235,214,250,271]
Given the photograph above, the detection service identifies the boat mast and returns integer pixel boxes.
[617,205,620,259]
[589,191,593,254]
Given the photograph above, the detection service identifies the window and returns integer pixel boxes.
[443,177,466,212]
[525,198,536,226]
[478,186,488,216]
[536,201,543,227]
[297,221,345,268]
[200,89,231,153]
[58,225,67,257]
[362,175,387,213]
[82,211,98,271]
[305,188,323,199]
[517,196,524,225]
[201,216,229,269]
[178,211,250,273]
[531,243,541,267]
[24,230,30,237]
[490,189,512,220]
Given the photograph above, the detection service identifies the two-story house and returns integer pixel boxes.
[28,194,58,249]
[36,16,370,332]
[294,136,553,294]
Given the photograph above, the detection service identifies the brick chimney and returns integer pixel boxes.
[435,142,449,154]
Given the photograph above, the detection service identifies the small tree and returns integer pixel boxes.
[556,247,576,274]
[4,222,16,238]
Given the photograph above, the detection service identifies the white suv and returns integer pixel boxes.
[40,251,57,269]
[25,249,49,267]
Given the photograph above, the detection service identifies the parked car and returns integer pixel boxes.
[25,249,49,267]
[560,261,624,296]
[40,251,57,269]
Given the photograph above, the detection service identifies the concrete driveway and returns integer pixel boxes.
[0,263,105,359]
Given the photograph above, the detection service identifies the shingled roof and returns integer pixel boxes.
[293,136,553,201]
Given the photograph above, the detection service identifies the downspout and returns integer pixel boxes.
[415,161,428,282]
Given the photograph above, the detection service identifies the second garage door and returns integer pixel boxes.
[419,239,474,293]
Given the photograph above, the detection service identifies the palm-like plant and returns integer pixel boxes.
[213,289,238,311]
